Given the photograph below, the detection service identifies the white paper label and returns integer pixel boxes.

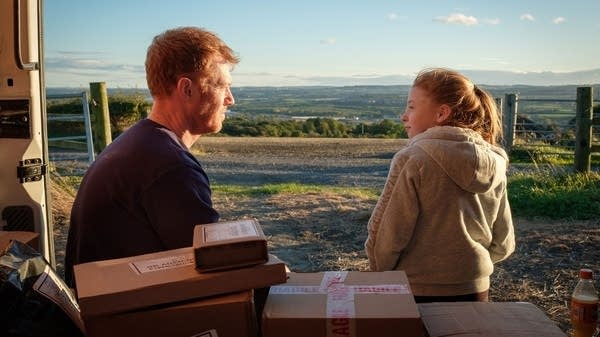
[129,253,194,274]
[33,265,85,333]
[320,271,348,291]
[204,220,258,242]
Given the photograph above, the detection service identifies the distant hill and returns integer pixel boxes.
[47,68,600,93]
[46,83,598,122]
[47,83,599,107]
[463,69,600,86]
[291,69,600,86]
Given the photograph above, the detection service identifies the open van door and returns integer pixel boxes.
[0,0,54,266]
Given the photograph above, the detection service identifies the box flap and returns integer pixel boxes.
[419,302,567,337]
[0,230,39,251]
[84,290,256,337]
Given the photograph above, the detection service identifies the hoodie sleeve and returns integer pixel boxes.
[365,161,399,270]
[488,184,515,263]
[365,153,420,271]
[365,157,400,271]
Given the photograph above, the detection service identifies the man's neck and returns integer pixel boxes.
[148,100,200,149]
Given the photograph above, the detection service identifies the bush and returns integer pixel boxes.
[47,99,86,138]
[108,92,151,138]
[221,116,405,138]
[47,92,151,139]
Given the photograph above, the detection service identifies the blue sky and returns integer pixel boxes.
[44,1,600,88]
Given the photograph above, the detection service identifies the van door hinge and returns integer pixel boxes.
[17,158,47,183]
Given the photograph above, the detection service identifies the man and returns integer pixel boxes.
[64,27,239,287]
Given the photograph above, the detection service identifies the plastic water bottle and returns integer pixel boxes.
[570,268,598,337]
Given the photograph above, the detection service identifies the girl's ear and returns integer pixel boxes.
[436,104,451,123]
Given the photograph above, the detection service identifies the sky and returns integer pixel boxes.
[43,1,600,88]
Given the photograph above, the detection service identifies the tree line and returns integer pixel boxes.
[46,95,407,139]
[221,116,406,138]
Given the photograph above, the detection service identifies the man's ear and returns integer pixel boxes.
[436,104,451,123]
[176,77,193,99]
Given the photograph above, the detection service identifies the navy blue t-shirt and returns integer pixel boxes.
[64,119,219,287]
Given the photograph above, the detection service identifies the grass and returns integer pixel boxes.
[510,144,600,166]
[212,171,600,221]
[51,139,600,222]
[510,146,575,165]
[508,171,600,220]
[505,145,600,220]
[212,168,600,221]
[213,183,379,199]
[53,171,599,221]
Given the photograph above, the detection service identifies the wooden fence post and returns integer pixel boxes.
[574,86,593,173]
[495,97,503,142]
[89,82,112,153]
[502,93,518,152]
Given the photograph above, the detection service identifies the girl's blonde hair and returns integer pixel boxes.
[413,68,502,144]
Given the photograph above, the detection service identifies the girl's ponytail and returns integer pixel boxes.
[474,86,502,145]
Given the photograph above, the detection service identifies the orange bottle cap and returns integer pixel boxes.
[579,268,593,279]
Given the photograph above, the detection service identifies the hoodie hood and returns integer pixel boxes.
[409,126,509,193]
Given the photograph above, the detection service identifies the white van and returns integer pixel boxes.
[0,0,54,265]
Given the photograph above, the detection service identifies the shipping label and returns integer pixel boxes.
[204,220,258,242]
[129,253,194,274]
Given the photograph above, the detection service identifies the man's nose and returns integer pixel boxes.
[225,89,235,106]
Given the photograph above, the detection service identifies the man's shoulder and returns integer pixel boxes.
[90,120,199,179]
[112,120,188,157]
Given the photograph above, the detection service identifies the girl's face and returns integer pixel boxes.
[402,86,445,138]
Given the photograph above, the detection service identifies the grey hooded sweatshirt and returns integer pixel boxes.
[365,126,515,296]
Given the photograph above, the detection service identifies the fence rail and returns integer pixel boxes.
[519,98,577,103]
[502,86,598,173]
[46,92,95,163]
[47,114,84,121]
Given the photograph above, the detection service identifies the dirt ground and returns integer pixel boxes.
[49,137,599,335]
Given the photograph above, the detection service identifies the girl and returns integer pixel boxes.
[365,68,515,303]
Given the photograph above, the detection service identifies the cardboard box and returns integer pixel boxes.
[0,230,39,252]
[74,248,287,318]
[193,219,268,272]
[262,271,423,337]
[84,290,257,337]
[419,302,567,337]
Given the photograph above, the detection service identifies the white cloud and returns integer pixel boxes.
[520,13,535,22]
[481,57,510,66]
[386,13,398,21]
[553,17,566,24]
[56,50,108,56]
[44,54,146,87]
[46,56,144,73]
[435,13,478,26]
[320,38,336,45]
[482,18,500,25]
